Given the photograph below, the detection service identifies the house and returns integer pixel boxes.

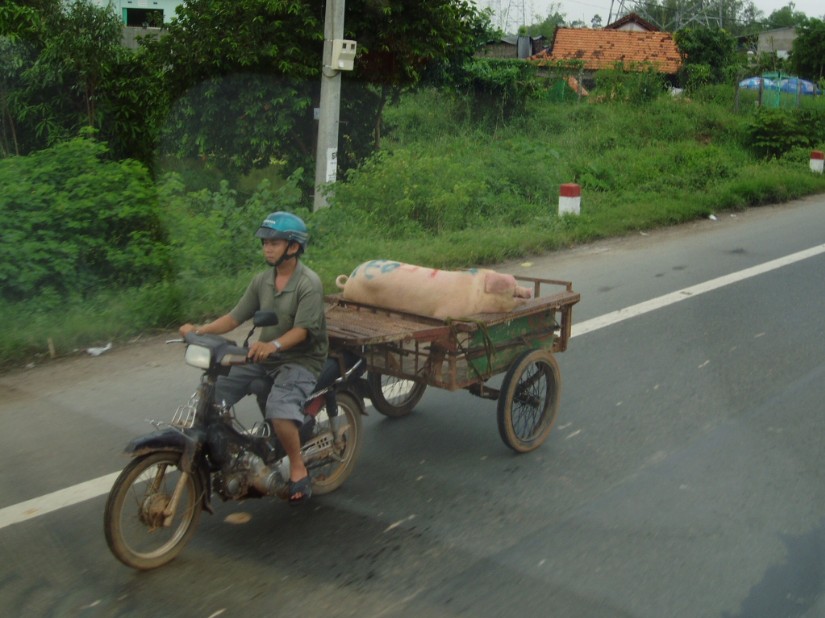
[531,26,682,78]
[757,27,796,60]
[91,0,183,26]
[604,12,660,32]
[90,0,182,48]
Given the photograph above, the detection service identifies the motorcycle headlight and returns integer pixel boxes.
[184,344,212,369]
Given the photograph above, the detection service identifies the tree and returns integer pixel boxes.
[29,0,125,129]
[349,0,489,153]
[145,0,489,185]
[763,3,809,29]
[100,51,167,164]
[0,37,26,156]
[0,0,151,160]
[524,3,565,39]
[0,0,57,156]
[790,18,825,80]
[674,26,738,84]
[138,0,320,179]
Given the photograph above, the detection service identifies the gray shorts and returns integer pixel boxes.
[214,363,317,424]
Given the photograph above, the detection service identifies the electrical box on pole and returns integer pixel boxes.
[331,39,357,71]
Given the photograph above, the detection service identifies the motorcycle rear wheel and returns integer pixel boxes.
[311,391,364,495]
[104,451,202,570]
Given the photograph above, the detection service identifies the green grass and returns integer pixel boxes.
[3,86,825,368]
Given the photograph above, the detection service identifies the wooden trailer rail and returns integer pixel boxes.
[325,276,580,391]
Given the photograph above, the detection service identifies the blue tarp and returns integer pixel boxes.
[738,77,774,90]
[777,78,821,95]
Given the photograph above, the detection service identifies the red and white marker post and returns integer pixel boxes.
[559,183,581,216]
[810,150,824,174]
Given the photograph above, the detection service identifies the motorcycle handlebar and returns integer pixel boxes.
[170,332,278,365]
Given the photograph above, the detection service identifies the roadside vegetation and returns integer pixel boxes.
[2,0,825,368]
[3,86,824,368]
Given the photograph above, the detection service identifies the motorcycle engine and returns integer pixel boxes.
[207,423,246,467]
[208,423,285,500]
[216,469,249,500]
[208,424,252,499]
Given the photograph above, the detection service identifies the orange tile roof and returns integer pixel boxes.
[533,28,682,74]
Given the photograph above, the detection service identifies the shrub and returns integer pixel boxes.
[0,136,171,304]
[383,89,467,144]
[691,83,735,105]
[453,59,544,126]
[594,63,666,104]
[332,137,558,237]
[157,169,305,278]
[745,108,813,159]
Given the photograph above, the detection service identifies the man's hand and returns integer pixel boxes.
[179,323,197,337]
[248,340,278,363]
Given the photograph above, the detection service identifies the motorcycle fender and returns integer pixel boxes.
[124,427,191,457]
[125,428,206,474]
[340,382,370,414]
[341,378,372,416]
[123,428,215,515]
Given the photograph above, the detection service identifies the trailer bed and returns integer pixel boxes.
[326,276,579,391]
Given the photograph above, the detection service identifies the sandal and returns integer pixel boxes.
[288,475,312,506]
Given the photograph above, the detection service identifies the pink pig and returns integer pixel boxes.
[334,260,532,319]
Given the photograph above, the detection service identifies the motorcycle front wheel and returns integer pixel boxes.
[104,451,203,570]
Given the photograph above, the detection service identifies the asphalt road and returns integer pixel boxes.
[1,197,824,618]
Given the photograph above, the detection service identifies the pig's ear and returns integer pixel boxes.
[484,272,516,295]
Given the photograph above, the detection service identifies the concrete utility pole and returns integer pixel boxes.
[313,0,346,211]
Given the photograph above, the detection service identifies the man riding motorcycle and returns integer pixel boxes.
[178,211,328,505]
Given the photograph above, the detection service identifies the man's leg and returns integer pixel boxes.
[214,364,269,409]
[273,419,308,485]
[265,364,317,502]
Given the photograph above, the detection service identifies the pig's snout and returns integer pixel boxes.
[514,285,533,299]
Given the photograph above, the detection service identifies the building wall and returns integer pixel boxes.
[91,0,184,25]
[121,26,166,48]
[476,36,545,59]
[477,43,518,59]
[757,27,796,59]
[614,23,648,32]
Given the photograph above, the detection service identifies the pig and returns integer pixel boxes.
[334,260,533,319]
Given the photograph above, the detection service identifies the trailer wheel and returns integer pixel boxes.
[367,372,426,417]
[497,349,561,453]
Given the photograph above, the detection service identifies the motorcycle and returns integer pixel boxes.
[103,311,367,570]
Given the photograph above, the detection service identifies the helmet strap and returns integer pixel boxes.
[267,241,300,268]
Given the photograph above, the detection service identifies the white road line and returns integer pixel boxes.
[2,243,824,531]
[0,472,120,530]
[571,243,825,338]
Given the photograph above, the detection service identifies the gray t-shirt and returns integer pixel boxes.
[229,262,328,377]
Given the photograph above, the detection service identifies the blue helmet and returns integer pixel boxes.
[255,212,309,250]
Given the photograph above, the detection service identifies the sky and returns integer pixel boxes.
[476,0,825,32]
